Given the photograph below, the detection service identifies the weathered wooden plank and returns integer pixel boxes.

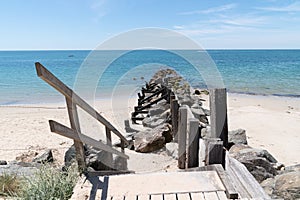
[35,62,129,145]
[187,118,200,168]
[190,192,205,200]
[203,192,219,200]
[178,106,188,169]
[206,140,223,165]
[111,195,125,200]
[49,120,129,159]
[216,191,228,200]
[85,170,134,177]
[150,194,163,200]
[106,171,225,197]
[105,126,113,169]
[212,164,238,199]
[65,98,86,171]
[163,194,176,200]
[137,194,149,200]
[124,194,138,200]
[227,155,271,199]
[176,193,191,200]
[171,99,179,141]
[209,88,228,149]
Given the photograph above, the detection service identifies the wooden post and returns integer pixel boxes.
[209,88,228,149]
[105,126,113,170]
[171,99,179,142]
[120,140,128,170]
[188,118,200,168]
[206,139,223,166]
[178,106,187,169]
[66,98,86,172]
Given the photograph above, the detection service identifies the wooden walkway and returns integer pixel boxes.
[72,171,228,200]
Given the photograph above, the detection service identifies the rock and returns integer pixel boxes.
[142,116,166,128]
[148,104,170,116]
[229,144,278,182]
[261,171,300,200]
[85,148,113,170]
[0,161,38,177]
[134,123,172,153]
[284,164,300,172]
[194,89,201,95]
[165,142,178,160]
[274,171,300,199]
[33,149,53,164]
[0,160,7,165]
[228,129,247,148]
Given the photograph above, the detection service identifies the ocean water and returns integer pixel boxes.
[0,50,299,105]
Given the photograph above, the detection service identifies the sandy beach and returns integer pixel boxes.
[0,93,299,170]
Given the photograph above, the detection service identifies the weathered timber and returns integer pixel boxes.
[206,139,223,165]
[226,154,271,199]
[187,118,200,168]
[35,62,129,145]
[212,164,239,199]
[85,170,134,177]
[49,120,129,159]
[209,88,228,149]
[134,94,168,111]
[105,126,113,169]
[179,164,238,199]
[138,87,165,105]
[178,106,188,169]
[171,98,179,141]
[66,98,86,171]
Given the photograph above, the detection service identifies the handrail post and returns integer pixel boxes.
[66,97,86,172]
[187,118,200,168]
[209,88,228,168]
[105,126,113,169]
[178,106,188,169]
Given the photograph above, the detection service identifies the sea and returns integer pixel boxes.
[0,50,299,105]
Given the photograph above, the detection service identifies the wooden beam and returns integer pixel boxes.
[206,140,223,165]
[227,155,271,199]
[187,118,200,168]
[49,120,129,159]
[211,164,239,199]
[35,62,128,145]
[209,88,228,149]
[105,126,113,169]
[178,106,188,169]
[171,99,179,142]
[66,98,86,171]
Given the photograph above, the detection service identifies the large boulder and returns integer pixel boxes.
[228,129,247,148]
[261,170,300,200]
[229,144,278,182]
[134,123,172,153]
[32,149,53,164]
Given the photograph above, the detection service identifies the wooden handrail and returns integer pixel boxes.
[35,62,129,145]
[49,120,129,159]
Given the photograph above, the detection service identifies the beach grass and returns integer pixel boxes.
[0,173,22,197]
[21,164,78,200]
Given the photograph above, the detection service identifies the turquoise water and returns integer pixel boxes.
[0,50,299,105]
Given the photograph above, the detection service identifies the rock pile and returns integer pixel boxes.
[126,68,210,153]
[227,131,300,199]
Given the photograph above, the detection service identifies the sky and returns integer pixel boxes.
[0,0,300,50]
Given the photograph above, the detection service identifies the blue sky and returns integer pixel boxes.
[0,0,300,50]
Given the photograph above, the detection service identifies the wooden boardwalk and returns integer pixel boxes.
[72,171,228,200]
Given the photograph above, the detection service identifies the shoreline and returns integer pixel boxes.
[1,91,300,107]
[0,93,299,166]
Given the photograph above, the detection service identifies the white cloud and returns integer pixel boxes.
[179,3,237,15]
[257,1,300,12]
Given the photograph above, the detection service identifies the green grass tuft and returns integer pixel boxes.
[21,164,78,200]
[0,173,22,197]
